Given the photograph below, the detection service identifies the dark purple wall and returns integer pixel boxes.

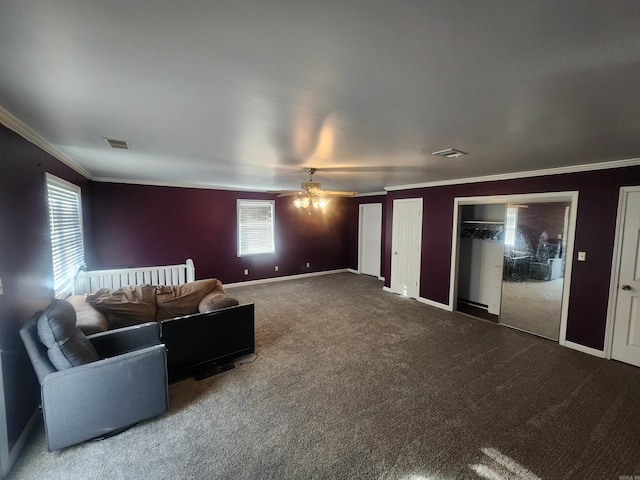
[347,195,387,273]
[89,183,350,284]
[384,166,640,351]
[0,125,91,453]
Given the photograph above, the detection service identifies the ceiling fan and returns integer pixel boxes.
[269,168,358,211]
[270,167,358,198]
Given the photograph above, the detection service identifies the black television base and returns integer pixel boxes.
[193,362,235,381]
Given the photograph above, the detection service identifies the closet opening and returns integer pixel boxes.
[451,192,578,344]
[456,204,505,323]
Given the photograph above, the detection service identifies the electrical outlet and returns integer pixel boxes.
[275,266,279,272]
[306,262,310,268]
[244,269,249,275]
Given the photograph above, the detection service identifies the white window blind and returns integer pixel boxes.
[237,199,275,256]
[45,173,85,298]
[504,207,518,247]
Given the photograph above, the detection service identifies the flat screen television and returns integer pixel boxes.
[160,303,255,382]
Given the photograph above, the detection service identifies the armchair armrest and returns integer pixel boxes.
[87,322,160,358]
[41,344,168,451]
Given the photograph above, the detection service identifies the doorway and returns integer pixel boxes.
[451,192,578,345]
[358,203,382,278]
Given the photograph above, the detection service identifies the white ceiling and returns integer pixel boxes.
[1,1,640,194]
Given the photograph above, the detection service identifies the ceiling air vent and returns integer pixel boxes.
[104,137,130,150]
[431,148,467,158]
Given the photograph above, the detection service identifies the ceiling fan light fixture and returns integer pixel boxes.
[281,167,355,213]
[294,195,311,209]
[294,194,328,210]
[312,196,327,209]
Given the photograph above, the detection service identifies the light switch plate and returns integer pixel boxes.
[578,251,586,261]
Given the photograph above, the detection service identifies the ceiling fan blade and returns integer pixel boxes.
[266,189,300,194]
[276,191,305,197]
[321,190,359,196]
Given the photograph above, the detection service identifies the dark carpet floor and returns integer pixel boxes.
[8,272,640,479]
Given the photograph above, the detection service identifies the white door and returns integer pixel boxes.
[390,198,423,298]
[612,190,640,367]
[359,203,382,277]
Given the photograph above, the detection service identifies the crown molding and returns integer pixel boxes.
[91,176,273,193]
[0,105,93,179]
[354,190,387,197]
[384,157,640,192]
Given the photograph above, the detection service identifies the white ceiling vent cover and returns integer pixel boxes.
[104,138,130,150]
[432,148,467,158]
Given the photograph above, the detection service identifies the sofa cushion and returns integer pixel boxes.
[86,285,157,326]
[37,300,99,370]
[198,292,239,313]
[66,295,108,335]
[156,279,223,321]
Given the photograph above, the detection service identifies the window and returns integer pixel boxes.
[504,206,518,247]
[237,199,275,256]
[45,173,85,298]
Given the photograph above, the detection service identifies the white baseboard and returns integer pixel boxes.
[347,269,384,282]
[417,296,453,311]
[564,341,606,358]
[224,269,351,288]
[381,288,451,311]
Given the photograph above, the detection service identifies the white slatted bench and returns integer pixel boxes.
[73,259,196,295]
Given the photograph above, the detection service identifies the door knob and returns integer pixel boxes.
[621,285,632,291]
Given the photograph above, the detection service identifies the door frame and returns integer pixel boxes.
[450,191,579,345]
[605,186,640,359]
[358,203,383,279]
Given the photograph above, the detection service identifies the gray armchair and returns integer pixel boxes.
[20,302,169,451]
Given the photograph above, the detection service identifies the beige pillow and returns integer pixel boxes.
[156,278,223,320]
[198,292,239,313]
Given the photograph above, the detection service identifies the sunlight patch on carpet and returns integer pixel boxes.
[470,447,541,480]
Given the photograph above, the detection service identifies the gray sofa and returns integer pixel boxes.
[20,300,169,451]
